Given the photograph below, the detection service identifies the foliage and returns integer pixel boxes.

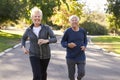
[106,14,119,34]
[106,0,120,29]
[26,0,60,23]
[51,0,84,29]
[80,21,108,35]
[0,0,27,23]
[0,0,69,28]
[83,11,107,26]
[80,11,108,35]
[107,0,120,18]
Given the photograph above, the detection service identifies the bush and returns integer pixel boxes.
[80,21,108,35]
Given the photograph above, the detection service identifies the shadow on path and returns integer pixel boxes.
[0,36,120,80]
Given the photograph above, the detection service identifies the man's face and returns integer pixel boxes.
[32,12,42,26]
[70,17,79,28]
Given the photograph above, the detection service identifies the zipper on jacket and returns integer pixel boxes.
[38,27,43,59]
[39,44,43,58]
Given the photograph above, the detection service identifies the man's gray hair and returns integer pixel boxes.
[30,7,43,19]
[69,15,80,22]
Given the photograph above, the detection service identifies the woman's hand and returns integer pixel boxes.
[22,46,29,54]
[38,39,49,45]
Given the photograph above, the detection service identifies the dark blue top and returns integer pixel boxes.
[61,27,87,61]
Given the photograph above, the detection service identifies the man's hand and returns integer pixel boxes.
[68,42,77,48]
[38,39,49,45]
[81,46,86,51]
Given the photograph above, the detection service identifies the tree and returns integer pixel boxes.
[0,0,24,23]
[106,0,120,29]
[0,0,69,27]
[51,0,84,29]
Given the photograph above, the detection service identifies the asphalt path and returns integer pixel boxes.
[0,35,120,80]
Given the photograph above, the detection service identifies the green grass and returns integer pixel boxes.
[0,30,22,52]
[91,36,120,54]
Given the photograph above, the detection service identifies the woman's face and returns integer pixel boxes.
[32,12,42,26]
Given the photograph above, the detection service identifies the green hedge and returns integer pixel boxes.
[80,21,108,35]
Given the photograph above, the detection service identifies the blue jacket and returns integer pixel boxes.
[61,27,87,61]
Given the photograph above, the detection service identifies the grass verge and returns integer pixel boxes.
[0,30,22,53]
[91,36,120,54]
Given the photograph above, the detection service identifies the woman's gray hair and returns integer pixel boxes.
[30,7,43,19]
[69,15,80,22]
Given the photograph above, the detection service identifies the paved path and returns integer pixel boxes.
[0,35,120,80]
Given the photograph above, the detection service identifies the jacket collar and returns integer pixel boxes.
[29,24,43,29]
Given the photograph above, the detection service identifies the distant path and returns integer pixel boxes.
[0,35,120,80]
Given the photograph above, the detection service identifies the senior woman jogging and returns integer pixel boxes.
[61,15,88,80]
[21,7,57,80]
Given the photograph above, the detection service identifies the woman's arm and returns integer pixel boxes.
[21,28,29,54]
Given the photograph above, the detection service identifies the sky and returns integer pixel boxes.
[78,0,107,13]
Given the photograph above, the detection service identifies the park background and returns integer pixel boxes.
[0,0,120,54]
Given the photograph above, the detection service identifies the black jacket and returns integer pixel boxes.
[21,24,57,59]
